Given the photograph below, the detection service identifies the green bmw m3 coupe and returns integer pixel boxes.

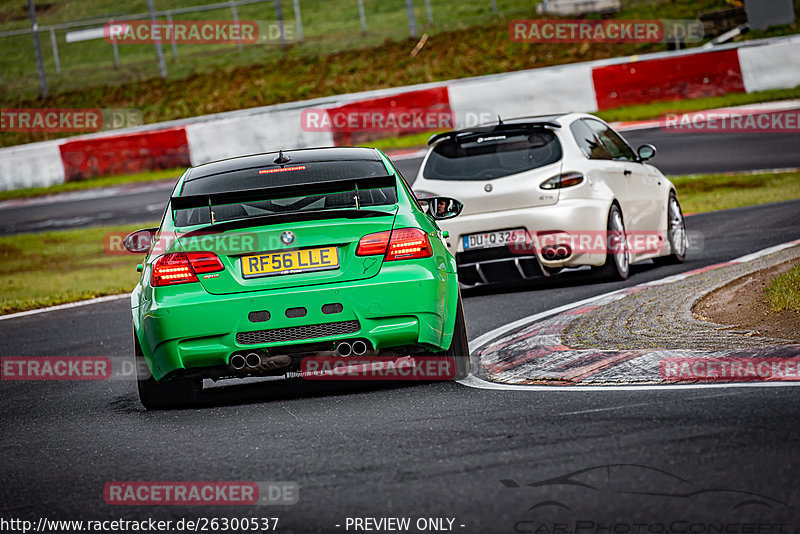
[124,147,468,409]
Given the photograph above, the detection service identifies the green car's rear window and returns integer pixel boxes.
[175,160,397,227]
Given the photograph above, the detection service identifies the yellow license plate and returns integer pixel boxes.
[241,246,339,278]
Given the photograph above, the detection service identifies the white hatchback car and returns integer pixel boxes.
[412,113,687,285]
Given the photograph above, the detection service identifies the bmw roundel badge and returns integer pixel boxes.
[280,231,295,245]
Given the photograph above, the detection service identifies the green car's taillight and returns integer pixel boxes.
[356,228,432,261]
[151,252,224,287]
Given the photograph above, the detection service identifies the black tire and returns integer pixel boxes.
[443,295,470,380]
[134,332,200,410]
[594,203,630,281]
[653,191,687,266]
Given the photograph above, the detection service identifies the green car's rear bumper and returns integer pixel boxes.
[133,262,458,381]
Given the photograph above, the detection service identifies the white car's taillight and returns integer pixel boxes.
[540,172,584,190]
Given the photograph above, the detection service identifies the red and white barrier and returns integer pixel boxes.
[0,141,65,191]
[448,62,598,119]
[1,35,799,192]
[186,108,334,166]
[592,49,745,110]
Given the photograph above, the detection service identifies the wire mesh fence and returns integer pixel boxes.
[0,0,538,99]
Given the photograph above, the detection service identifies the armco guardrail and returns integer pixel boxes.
[1,35,799,192]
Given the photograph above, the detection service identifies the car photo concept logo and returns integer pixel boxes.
[503,464,792,532]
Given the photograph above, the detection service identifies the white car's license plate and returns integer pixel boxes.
[462,228,527,250]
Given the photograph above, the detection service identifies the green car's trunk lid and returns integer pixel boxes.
[177,208,397,295]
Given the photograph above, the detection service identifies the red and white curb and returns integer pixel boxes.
[460,239,800,391]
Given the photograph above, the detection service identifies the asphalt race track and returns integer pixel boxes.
[1,125,800,236]
[2,120,800,531]
[2,195,800,530]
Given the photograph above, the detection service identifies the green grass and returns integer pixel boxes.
[0,223,155,315]
[672,170,800,213]
[0,167,183,202]
[766,263,800,312]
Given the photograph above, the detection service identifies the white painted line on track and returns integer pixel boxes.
[461,239,800,391]
[0,294,129,321]
[457,374,800,391]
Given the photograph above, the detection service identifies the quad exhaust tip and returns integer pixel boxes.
[336,342,352,357]
[230,354,246,370]
[245,352,261,369]
[352,340,368,356]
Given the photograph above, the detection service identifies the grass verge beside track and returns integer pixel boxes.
[0,168,183,202]
[0,223,154,315]
[672,170,800,213]
[766,263,800,312]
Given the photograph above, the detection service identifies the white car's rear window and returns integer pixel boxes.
[423,130,562,181]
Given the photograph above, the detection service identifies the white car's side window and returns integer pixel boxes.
[569,120,612,160]
[585,119,637,162]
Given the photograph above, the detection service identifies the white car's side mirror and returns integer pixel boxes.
[637,144,657,161]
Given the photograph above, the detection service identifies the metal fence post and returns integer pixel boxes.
[424,0,432,23]
[357,0,367,33]
[166,12,178,58]
[147,0,167,78]
[490,0,498,14]
[405,0,417,38]
[273,0,286,49]
[112,38,120,68]
[292,0,304,42]
[230,3,244,52]
[27,0,48,98]
[49,28,61,75]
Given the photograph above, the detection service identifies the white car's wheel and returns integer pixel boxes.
[594,204,630,281]
[654,192,687,266]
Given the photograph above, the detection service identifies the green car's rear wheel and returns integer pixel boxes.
[443,295,470,380]
[134,332,201,410]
